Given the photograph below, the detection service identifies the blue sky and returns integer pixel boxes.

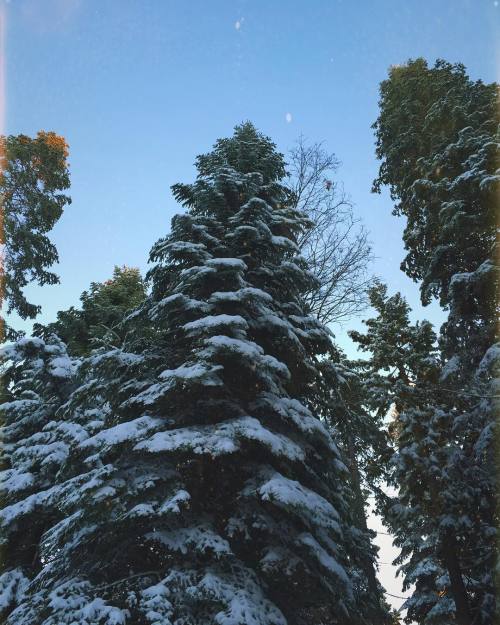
[7,0,499,354]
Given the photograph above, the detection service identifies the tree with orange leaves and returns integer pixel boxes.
[0,131,71,340]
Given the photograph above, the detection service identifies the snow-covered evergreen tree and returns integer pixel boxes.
[349,284,452,625]
[0,336,77,621]
[373,59,498,624]
[313,352,392,625]
[7,123,363,625]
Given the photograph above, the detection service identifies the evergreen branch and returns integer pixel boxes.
[93,571,161,592]
[439,388,500,399]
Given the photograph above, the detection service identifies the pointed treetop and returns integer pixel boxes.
[172,122,288,209]
[197,122,286,180]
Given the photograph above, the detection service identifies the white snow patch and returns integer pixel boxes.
[0,569,29,612]
[296,532,349,586]
[80,416,163,450]
[146,526,232,557]
[258,473,340,529]
[183,315,248,335]
[135,416,303,461]
[206,258,247,270]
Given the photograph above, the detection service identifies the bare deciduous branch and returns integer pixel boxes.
[287,136,374,326]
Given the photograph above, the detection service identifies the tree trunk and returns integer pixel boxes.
[442,532,472,625]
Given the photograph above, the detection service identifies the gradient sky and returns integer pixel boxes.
[5,0,499,613]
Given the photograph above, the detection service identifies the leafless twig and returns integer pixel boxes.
[287,136,374,326]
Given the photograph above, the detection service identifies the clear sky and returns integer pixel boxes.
[5,0,499,613]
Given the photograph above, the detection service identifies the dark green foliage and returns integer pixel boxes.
[373,58,498,308]
[34,266,147,356]
[0,132,71,339]
[372,59,498,625]
[351,283,498,625]
[350,285,451,624]
[349,283,439,431]
[313,348,392,625]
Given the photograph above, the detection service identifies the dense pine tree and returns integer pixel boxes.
[2,123,368,625]
[372,59,498,625]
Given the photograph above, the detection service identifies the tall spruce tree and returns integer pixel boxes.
[372,59,498,625]
[4,123,365,625]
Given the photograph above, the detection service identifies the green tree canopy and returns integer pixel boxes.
[372,58,498,309]
[372,58,498,625]
[1,132,71,339]
[34,265,147,356]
